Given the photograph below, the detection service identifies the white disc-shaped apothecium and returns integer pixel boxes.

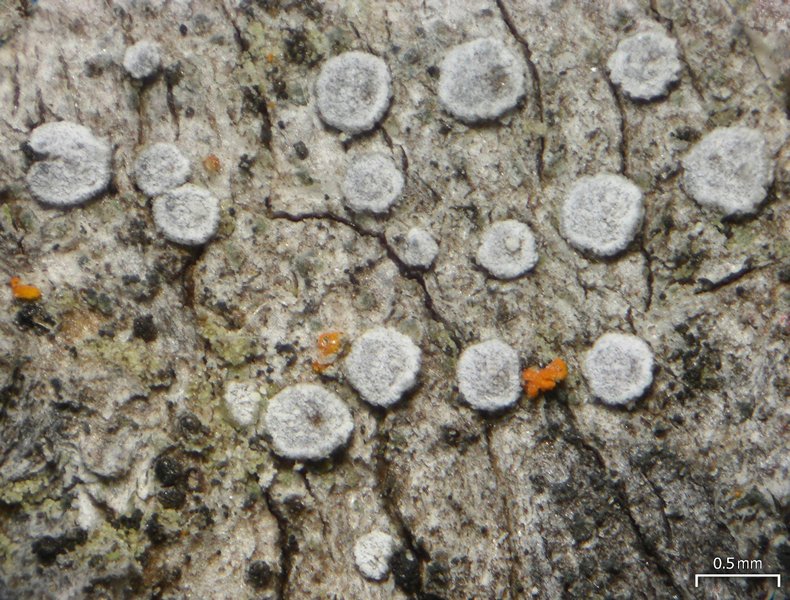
[133,143,190,196]
[264,384,354,461]
[607,30,681,101]
[316,51,392,135]
[223,381,262,428]
[123,40,162,79]
[681,127,773,217]
[476,220,538,279]
[354,531,397,581]
[396,227,439,269]
[583,332,654,406]
[342,152,404,214]
[345,327,421,408]
[457,339,521,412]
[26,121,112,207]
[152,184,220,246]
[439,37,526,124]
[561,173,644,258]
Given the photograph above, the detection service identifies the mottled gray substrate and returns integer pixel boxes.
[0,2,788,600]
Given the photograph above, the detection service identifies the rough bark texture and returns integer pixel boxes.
[0,1,788,599]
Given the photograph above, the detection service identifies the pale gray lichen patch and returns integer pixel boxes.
[223,381,262,428]
[394,227,439,269]
[152,184,220,246]
[354,531,397,581]
[583,332,654,406]
[457,339,521,412]
[264,384,354,461]
[681,126,773,217]
[315,51,392,134]
[561,173,644,258]
[344,327,421,408]
[476,220,538,279]
[607,30,682,101]
[123,40,161,79]
[133,143,190,196]
[438,37,526,123]
[342,152,404,214]
[25,121,112,207]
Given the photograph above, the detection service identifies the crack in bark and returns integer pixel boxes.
[639,468,674,545]
[263,198,463,354]
[483,423,521,598]
[694,260,774,294]
[557,402,689,599]
[301,473,335,561]
[263,486,293,599]
[605,77,629,176]
[640,245,655,312]
[494,0,546,183]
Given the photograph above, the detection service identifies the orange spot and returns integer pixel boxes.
[10,276,42,301]
[316,331,342,358]
[265,52,276,64]
[266,100,276,111]
[203,154,221,174]
[521,358,568,399]
[311,359,331,374]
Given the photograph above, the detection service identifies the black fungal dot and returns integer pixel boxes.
[144,514,170,545]
[246,560,274,588]
[293,141,309,160]
[179,24,188,36]
[158,487,187,509]
[391,549,421,594]
[118,508,143,530]
[31,529,87,565]
[185,106,195,118]
[154,456,184,487]
[132,314,158,342]
[426,65,439,78]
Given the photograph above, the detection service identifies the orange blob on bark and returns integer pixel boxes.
[9,277,42,301]
[521,358,568,399]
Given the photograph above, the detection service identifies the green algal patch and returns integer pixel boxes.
[199,317,259,366]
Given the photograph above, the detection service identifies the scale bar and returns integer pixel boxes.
[694,573,781,588]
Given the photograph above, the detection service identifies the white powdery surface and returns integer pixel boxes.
[438,37,526,123]
[26,121,112,207]
[133,143,190,196]
[681,126,773,217]
[561,173,644,258]
[476,220,538,279]
[342,152,404,214]
[396,227,439,269]
[123,40,161,79]
[457,339,521,412]
[354,531,397,581]
[264,384,354,461]
[583,332,654,406]
[315,51,392,134]
[607,30,681,100]
[152,184,220,246]
[344,327,421,408]
[223,381,262,428]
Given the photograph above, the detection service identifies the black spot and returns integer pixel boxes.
[284,28,320,66]
[132,314,157,342]
[391,549,421,594]
[426,65,439,78]
[144,514,170,545]
[158,487,186,509]
[777,543,790,574]
[246,560,275,588]
[179,24,188,36]
[293,141,309,160]
[118,508,143,530]
[154,456,184,487]
[32,529,87,565]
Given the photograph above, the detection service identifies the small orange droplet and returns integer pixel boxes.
[317,331,343,358]
[312,359,331,374]
[521,358,568,399]
[265,52,276,64]
[203,154,221,174]
[9,276,42,301]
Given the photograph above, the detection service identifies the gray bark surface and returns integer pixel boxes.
[0,1,788,599]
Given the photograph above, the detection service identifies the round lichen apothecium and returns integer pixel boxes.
[264,384,354,461]
[342,152,404,214]
[607,30,681,101]
[476,220,538,279]
[152,184,220,246]
[133,142,190,197]
[438,37,527,123]
[354,531,397,581]
[344,327,421,408]
[583,332,654,406]
[315,51,392,135]
[681,126,773,217]
[457,339,521,411]
[25,121,112,207]
[561,173,644,258]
